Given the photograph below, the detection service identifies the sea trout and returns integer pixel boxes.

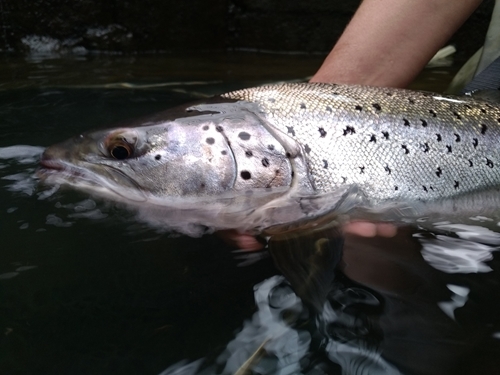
[38,83,500,236]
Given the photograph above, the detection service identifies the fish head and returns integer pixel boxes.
[37,99,312,234]
[39,119,238,202]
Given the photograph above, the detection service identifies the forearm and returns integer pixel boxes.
[310,0,483,87]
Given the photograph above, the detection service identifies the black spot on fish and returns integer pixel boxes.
[385,165,391,174]
[245,150,253,157]
[304,144,311,154]
[285,152,291,158]
[436,134,442,142]
[408,98,415,104]
[300,103,306,109]
[262,158,270,167]
[355,105,363,111]
[403,118,410,126]
[430,186,434,191]
[469,159,473,167]
[382,131,389,140]
[436,167,442,177]
[287,126,296,136]
[318,127,327,137]
[464,104,472,110]
[342,177,347,183]
[454,180,460,189]
[291,171,295,177]
[480,108,487,114]
[372,103,382,111]
[326,106,332,113]
[370,134,376,143]
[446,145,452,153]
[359,166,365,174]
[206,137,215,145]
[238,132,251,141]
[200,183,206,189]
[402,145,409,154]
[268,144,275,151]
[421,143,430,152]
[429,110,437,117]
[202,125,209,131]
[486,158,494,168]
[221,150,227,155]
[386,91,393,96]
[420,119,428,127]
[343,126,356,135]
[453,111,462,120]
[155,154,161,160]
[240,171,251,180]
[423,186,428,192]
[481,124,488,134]
[323,159,328,169]
[395,186,399,190]
[473,138,478,148]
[455,134,461,142]
[216,125,223,132]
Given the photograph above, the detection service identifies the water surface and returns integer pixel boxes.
[1,52,499,375]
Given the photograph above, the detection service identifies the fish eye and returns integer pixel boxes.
[105,130,138,160]
[110,144,131,160]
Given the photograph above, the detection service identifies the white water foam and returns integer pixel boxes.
[416,223,500,274]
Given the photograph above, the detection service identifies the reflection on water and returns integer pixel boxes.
[158,228,500,375]
[1,54,499,374]
[160,275,399,375]
[418,228,500,274]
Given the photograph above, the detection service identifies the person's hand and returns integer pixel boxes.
[217,230,266,251]
[343,221,397,238]
[218,221,397,251]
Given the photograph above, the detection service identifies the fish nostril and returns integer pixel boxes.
[73,134,85,144]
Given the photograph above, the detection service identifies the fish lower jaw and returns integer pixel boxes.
[39,161,150,203]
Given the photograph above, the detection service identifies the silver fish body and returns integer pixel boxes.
[39,83,500,234]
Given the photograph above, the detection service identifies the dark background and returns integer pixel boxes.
[0,0,495,61]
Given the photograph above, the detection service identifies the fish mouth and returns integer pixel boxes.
[39,158,64,171]
[38,157,147,202]
[38,158,88,180]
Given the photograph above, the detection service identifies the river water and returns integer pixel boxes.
[1,52,499,375]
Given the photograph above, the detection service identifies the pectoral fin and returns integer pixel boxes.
[266,217,344,312]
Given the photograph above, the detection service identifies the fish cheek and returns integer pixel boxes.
[161,157,236,196]
[150,122,238,196]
